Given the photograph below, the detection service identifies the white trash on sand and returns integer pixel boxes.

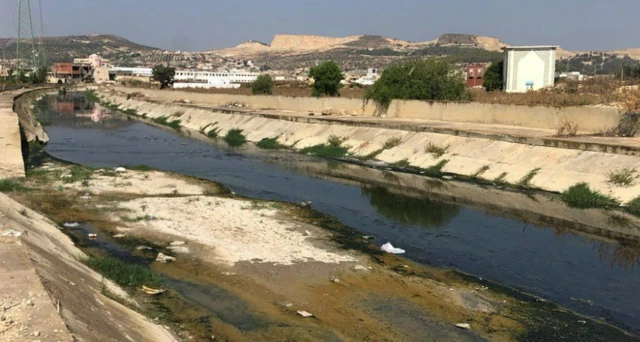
[115,167,127,173]
[455,323,471,330]
[297,310,313,318]
[380,242,405,254]
[156,252,176,263]
[63,222,80,228]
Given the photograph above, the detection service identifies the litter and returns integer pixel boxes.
[380,242,406,254]
[330,276,340,283]
[156,252,176,263]
[88,233,97,239]
[1,230,22,237]
[115,167,127,173]
[362,235,376,240]
[141,285,166,295]
[169,241,186,246]
[297,310,313,318]
[354,265,368,271]
[63,222,80,228]
[455,323,471,330]
[443,175,454,180]
[112,234,126,238]
[136,246,152,251]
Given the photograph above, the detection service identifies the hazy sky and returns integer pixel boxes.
[1,0,639,51]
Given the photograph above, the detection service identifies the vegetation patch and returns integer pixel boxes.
[256,137,285,149]
[84,255,161,288]
[607,168,638,187]
[517,168,541,187]
[152,116,182,130]
[0,179,28,192]
[556,118,579,136]
[382,136,402,149]
[424,142,449,158]
[224,128,247,147]
[300,144,348,158]
[84,89,100,102]
[625,196,640,217]
[355,149,384,161]
[494,172,509,185]
[62,165,93,184]
[561,183,620,209]
[122,164,154,172]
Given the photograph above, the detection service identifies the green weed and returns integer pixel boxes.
[561,183,620,209]
[607,168,638,187]
[424,142,449,158]
[62,166,93,184]
[390,159,411,168]
[152,116,182,130]
[224,128,247,147]
[518,168,541,187]
[383,136,402,149]
[84,256,161,287]
[0,179,28,192]
[256,137,285,149]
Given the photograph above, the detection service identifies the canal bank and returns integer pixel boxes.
[95,87,640,205]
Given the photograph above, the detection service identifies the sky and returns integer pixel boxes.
[1,0,639,52]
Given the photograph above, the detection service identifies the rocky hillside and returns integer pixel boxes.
[0,34,160,63]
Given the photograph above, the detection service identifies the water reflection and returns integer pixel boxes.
[35,94,128,129]
[596,241,640,270]
[361,186,459,228]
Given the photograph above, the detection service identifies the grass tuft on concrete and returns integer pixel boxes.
[152,116,182,130]
[390,159,411,168]
[84,255,161,287]
[224,128,248,147]
[424,142,449,158]
[424,160,449,176]
[607,168,638,187]
[473,165,490,178]
[518,168,541,187]
[561,183,620,209]
[383,136,402,149]
[625,196,640,217]
[256,137,285,149]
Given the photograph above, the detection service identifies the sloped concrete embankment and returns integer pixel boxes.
[0,88,50,179]
[99,90,640,204]
[0,192,178,341]
[111,86,622,133]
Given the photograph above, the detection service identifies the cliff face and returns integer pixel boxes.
[269,34,361,51]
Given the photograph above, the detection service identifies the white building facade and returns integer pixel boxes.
[174,70,259,89]
[502,46,557,93]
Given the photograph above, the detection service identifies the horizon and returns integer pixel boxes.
[1,0,639,52]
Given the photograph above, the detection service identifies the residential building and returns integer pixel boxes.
[94,66,110,84]
[465,63,487,88]
[173,70,259,89]
[502,46,557,93]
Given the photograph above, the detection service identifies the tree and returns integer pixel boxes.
[29,66,49,84]
[151,65,175,89]
[309,61,343,97]
[482,61,504,91]
[366,58,472,110]
[251,74,273,95]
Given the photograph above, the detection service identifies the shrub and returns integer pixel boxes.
[252,74,273,95]
[561,182,620,209]
[607,168,638,187]
[309,61,343,97]
[383,136,402,149]
[63,165,93,184]
[256,137,284,149]
[556,118,579,136]
[390,159,411,168]
[366,58,473,110]
[327,135,347,147]
[84,256,161,287]
[224,128,247,147]
[424,142,449,158]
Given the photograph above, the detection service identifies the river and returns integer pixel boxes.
[37,93,640,333]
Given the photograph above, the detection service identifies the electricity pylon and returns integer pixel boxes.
[15,0,38,70]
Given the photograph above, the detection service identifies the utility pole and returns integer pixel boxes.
[16,0,38,71]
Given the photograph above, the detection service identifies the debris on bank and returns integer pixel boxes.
[381,242,405,254]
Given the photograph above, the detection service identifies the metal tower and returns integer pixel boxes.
[15,0,38,70]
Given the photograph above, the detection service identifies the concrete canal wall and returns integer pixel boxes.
[99,89,640,204]
[112,86,622,134]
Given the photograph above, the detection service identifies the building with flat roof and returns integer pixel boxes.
[173,70,259,89]
[502,46,557,93]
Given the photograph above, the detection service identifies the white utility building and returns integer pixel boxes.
[174,70,259,89]
[502,46,557,93]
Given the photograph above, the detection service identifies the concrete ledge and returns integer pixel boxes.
[0,90,26,179]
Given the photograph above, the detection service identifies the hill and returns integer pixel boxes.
[0,34,160,64]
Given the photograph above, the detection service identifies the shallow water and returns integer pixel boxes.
[40,94,640,333]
